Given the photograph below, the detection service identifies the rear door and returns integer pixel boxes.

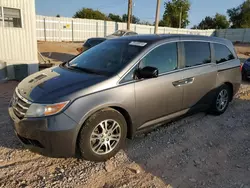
[180,41,217,110]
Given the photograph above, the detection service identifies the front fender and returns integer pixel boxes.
[64,83,136,136]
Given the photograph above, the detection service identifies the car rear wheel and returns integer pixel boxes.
[78,108,127,162]
[209,84,231,115]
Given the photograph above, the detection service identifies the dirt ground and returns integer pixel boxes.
[0,43,250,188]
[38,41,81,65]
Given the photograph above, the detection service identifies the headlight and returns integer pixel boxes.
[25,101,69,117]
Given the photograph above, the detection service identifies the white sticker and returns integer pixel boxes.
[129,41,147,47]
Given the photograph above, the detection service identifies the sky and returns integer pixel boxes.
[35,0,245,28]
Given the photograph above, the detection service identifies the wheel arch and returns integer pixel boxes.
[76,104,134,143]
[224,82,233,101]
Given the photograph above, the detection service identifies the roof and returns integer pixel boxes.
[109,34,231,45]
[117,29,135,32]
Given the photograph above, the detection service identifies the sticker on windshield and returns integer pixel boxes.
[129,41,147,47]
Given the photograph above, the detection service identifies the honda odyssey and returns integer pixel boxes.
[8,34,241,161]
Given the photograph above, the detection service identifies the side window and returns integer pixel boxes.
[139,42,178,74]
[125,32,137,36]
[3,7,22,28]
[214,43,235,64]
[184,42,211,67]
[121,66,138,83]
[125,32,132,36]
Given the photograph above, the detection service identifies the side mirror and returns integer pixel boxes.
[135,66,159,79]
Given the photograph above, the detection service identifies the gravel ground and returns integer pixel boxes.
[1,81,250,188]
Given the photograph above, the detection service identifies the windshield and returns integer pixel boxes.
[68,40,148,75]
[111,30,126,36]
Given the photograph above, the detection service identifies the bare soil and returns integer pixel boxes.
[0,43,250,188]
[38,41,81,65]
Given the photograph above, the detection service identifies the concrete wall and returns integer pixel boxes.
[36,15,215,41]
[0,0,38,79]
[216,29,250,43]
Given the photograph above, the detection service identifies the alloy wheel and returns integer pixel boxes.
[90,119,121,155]
[216,89,228,111]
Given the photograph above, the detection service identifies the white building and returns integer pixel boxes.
[0,0,38,80]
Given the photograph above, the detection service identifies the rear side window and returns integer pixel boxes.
[139,42,178,74]
[214,43,235,64]
[184,42,211,67]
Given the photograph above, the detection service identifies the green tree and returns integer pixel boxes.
[73,8,109,20]
[161,0,190,28]
[214,13,229,29]
[194,13,229,29]
[56,14,60,18]
[139,21,152,25]
[122,14,140,24]
[159,20,168,27]
[227,0,250,28]
[197,16,214,29]
[191,25,198,29]
[108,13,122,22]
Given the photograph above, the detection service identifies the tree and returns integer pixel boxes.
[194,13,229,29]
[227,0,250,28]
[122,14,140,24]
[159,20,168,27]
[73,8,109,20]
[56,14,60,18]
[197,16,214,29]
[191,25,198,29]
[139,21,153,25]
[214,13,229,29]
[108,13,122,22]
[161,0,190,28]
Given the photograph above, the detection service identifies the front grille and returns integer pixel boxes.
[12,88,31,119]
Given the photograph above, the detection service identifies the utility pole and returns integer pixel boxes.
[131,2,135,23]
[127,0,132,30]
[179,6,182,28]
[154,0,161,34]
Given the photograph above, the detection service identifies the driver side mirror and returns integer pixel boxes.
[135,66,159,79]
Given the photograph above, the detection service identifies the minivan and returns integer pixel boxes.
[8,34,241,161]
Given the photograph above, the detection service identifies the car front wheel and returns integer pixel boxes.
[78,108,127,162]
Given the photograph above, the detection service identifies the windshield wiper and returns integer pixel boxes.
[67,65,109,76]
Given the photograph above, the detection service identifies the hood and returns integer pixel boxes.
[17,65,107,103]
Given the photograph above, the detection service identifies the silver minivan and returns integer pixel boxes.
[9,34,241,161]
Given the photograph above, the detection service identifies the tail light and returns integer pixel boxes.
[240,63,243,71]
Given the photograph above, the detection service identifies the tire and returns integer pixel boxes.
[78,108,127,162]
[209,84,231,115]
[242,71,247,81]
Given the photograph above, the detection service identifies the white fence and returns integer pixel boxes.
[36,15,215,42]
[36,15,250,43]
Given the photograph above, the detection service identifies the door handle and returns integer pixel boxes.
[185,77,194,84]
[172,77,194,87]
[172,80,183,87]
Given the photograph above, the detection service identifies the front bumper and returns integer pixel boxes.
[8,107,79,158]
